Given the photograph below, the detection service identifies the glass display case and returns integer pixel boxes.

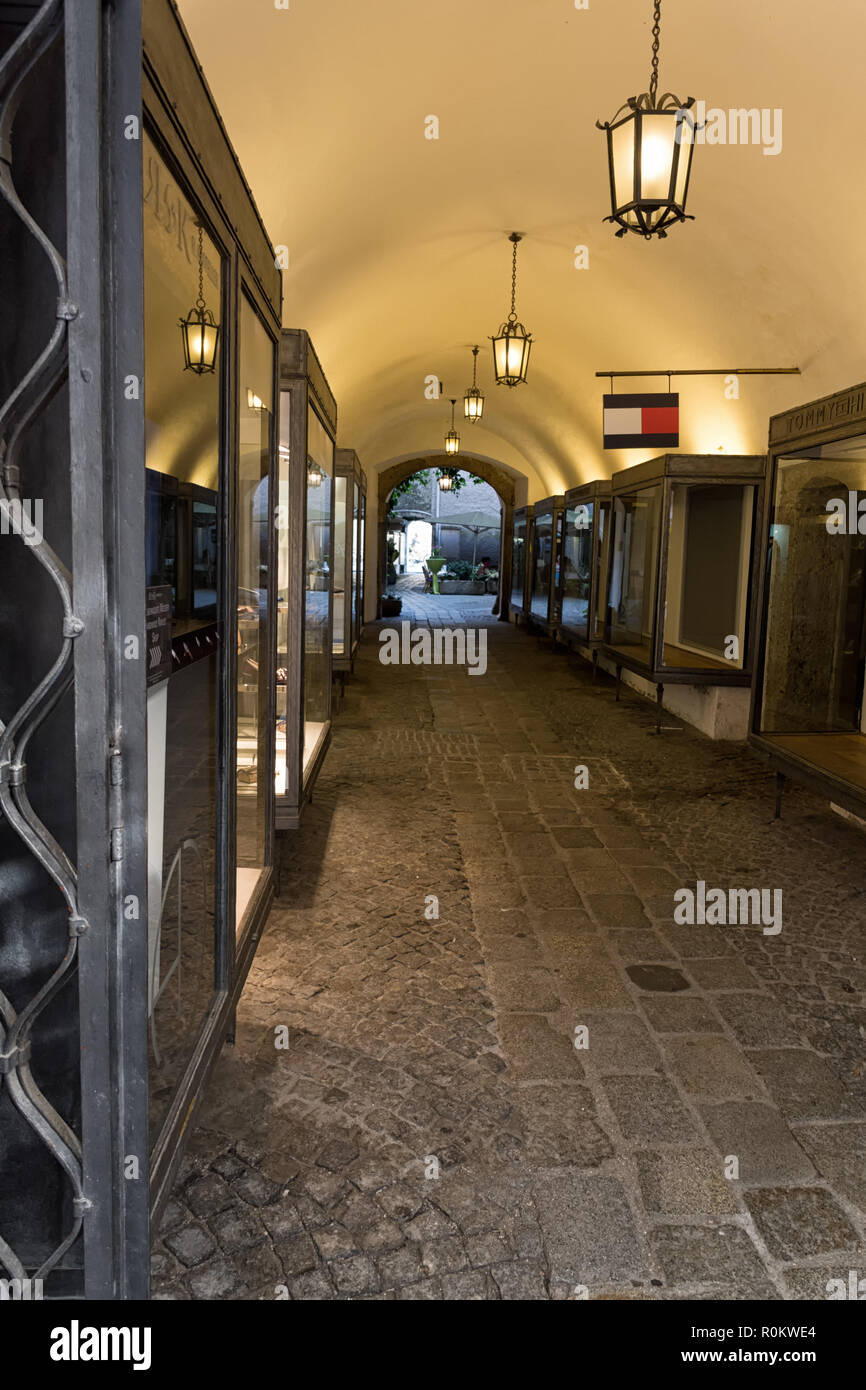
[604,454,765,731]
[528,494,565,633]
[276,329,338,828]
[751,383,866,816]
[558,480,612,671]
[334,448,367,679]
[510,505,534,619]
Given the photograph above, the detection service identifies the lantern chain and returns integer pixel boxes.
[472,345,479,388]
[196,223,205,311]
[509,235,518,321]
[650,0,661,107]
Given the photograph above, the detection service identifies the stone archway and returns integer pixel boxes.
[377,453,518,621]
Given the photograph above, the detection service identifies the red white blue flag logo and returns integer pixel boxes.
[603,392,679,449]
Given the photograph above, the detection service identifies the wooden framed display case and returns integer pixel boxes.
[334,448,366,681]
[603,454,766,734]
[750,382,866,818]
[510,504,534,620]
[527,494,565,634]
[558,480,612,674]
[276,330,337,829]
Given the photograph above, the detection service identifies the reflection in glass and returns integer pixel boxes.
[236,294,273,928]
[352,480,360,641]
[607,486,662,664]
[275,396,290,800]
[562,501,594,639]
[143,131,221,1143]
[333,474,347,657]
[511,515,528,610]
[305,406,333,772]
[662,483,754,671]
[594,498,611,641]
[761,443,866,737]
[531,514,554,620]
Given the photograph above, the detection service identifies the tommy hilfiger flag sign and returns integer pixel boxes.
[603,392,679,449]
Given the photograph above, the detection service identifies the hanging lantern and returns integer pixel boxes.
[464,345,485,422]
[307,458,324,488]
[438,468,457,493]
[597,0,696,240]
[491,233,532,387]
[444,399,460,456]
[179,222,220,372]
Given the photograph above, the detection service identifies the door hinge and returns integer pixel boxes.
[110,828,124,862]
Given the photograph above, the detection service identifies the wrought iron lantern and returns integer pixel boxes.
[307,458,324,488]
[438,468,457,493]
[491,233,532,387]
[444,399,460,456]
[464,345,485,422]
[597,0,696,240]
[179,222,220,372]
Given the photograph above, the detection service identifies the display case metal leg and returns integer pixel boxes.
[592,648,599,683]
[774,771,786,820]
[655,684,664,734]
[226,1006,237,1047]
[615,666,622,701]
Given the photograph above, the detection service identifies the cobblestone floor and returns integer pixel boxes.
[152,618,866,1300]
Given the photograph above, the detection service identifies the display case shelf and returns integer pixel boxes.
[750,382,866,817]
[602,454,766,734]
[277,330,338,828]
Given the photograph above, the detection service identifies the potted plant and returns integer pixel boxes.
[381,592,402,617]
[439,559,486,595]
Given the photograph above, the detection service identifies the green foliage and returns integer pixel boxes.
[387,470,430,513]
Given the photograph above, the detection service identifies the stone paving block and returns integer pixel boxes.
[277,1233,319,1277]
[743,1187,863,1261]
[585,894,653,929]
[187,1257,248,1301]
[641,997,724,1034]
[685,957,760,991]
[609,929,676,961]
[636,1149,739,1216]
[792,1123,866,1212]
[534,1174,644,1284]
[289,1268,336,1300]
[748,1049,864,1121]
[579,1010,665,1074]
[603,1075,699,1143]
[626,964,690,993]
[662,1036,766,1101]
[551,827,602,848]
[519,876,583,909]
[485,964,562,1012]
[781,1265,866,1300]
[329,1254,381,1295]
[713,994,803,1047]
[490,1263,549,1300]
[699,1102,816,1183]
[440,1269,492,1299]
[378,1245,424,1288]
[517,1084,615,1166]
[660,926,735,958]
[498,1013,584,1079]
[163,1222,217,1268]
[555,960,632,1008]
[649,1225,775,1294]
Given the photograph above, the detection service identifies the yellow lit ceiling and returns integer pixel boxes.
[177,0,866,502]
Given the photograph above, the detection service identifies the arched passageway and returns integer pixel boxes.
[376,453,523,621]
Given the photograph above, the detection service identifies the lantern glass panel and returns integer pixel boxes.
[607,486,662,665]
[760,442,866,738]
[674,113,694,205]
[611,117,637,209]
[639,112,677,201]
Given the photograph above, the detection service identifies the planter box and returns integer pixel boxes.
[381,598,402,617]
[440,580,485,595]
[485,578,499,593]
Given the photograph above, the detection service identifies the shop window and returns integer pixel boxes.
[607,486,662,666]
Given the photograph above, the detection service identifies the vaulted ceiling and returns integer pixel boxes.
[178,0,866,501]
